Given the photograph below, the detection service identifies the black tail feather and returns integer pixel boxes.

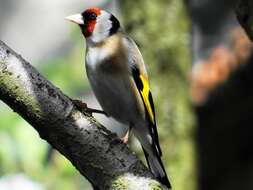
[142,147,172,189]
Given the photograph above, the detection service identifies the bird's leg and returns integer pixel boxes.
[71,99,107,116]
[120,130,129,144]
[120,125,132,144]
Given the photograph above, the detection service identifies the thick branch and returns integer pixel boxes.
[0,40,168,190]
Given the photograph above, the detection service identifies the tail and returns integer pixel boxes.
[143,147,172,189]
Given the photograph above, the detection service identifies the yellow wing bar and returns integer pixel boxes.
[131,66,161,155]
[139,74,155,124]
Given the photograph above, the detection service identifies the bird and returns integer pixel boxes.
[66,7,171,189]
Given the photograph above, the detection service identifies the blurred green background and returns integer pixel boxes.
[0,0,195,189]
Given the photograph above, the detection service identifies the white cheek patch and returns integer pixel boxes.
[90,11,112,43]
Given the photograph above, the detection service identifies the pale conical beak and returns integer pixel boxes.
[65,14,84,25]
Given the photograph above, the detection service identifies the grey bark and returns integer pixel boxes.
[0,40,168,190]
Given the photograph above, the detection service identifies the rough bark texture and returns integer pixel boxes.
[234,0,253,41]
[0,40,169,190]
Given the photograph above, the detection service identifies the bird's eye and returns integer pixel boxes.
[88,13,97,20]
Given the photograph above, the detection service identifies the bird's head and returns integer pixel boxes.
[66,7,120,44]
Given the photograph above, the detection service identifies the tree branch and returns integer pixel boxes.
[0,40,168,190]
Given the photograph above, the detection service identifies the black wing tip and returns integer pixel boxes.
[152,122,162,156]
[158,175,172,189]
[142,147,172,189]
[156,155,172,189]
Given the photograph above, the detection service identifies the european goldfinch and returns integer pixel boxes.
[66,7,171,188]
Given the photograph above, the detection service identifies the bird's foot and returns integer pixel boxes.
[110,130,129,144]
[72,99,107,116]
[120,130,129,144]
